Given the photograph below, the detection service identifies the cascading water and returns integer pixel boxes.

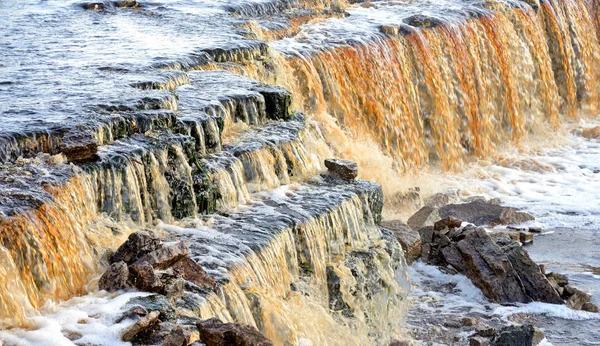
[0,0,599,344]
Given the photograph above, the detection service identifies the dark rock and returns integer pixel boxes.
[110,231,162,265]
[404,14,444,28]
[476,328,497,337]
[196,318,273,346]
[389,340,410,346]
[122,310,160,341]
[251,85,292,120]
[434,216,462,231]
[495,235,563,304]
[163,326,194,346]
[380,24,400,36]
[408,206,440,230]
[519,232,534,244]
[60,127,98,162]
[115,0,139,8]
[419,226,435,244]
[443,320,462,328]
[160,276,185,299]
[129,294,176,321]
[461,317,478,326]
[491,324,544,346]
[528,227,543,233]
[116,305,148,323]
[380,220,421,264]
[99,261,131,292]
[171,257,216,289]
[133,241,189,270]
[546,272,569,287]
[326,266,352,314]
[439,201,534,226]
[83,2,105,10]
[470,336,491,346]
[565,286,591,310]
[130,261,162,292]
[324,159,358,180]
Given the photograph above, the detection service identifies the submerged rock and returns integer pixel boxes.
[196,318,273,346]
[324,159,358,180]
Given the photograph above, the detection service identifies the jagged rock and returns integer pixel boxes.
[60,127,98,162]
[434,216,462,231]
[380,24,400,35]
[324,159,358,180]
[122,311,160,341]
[491,325,544,346]
[129,294,176,321]
[564,286,592,310]
[163,326,192,346]
[425,225,531,304]
[99,261,131,292]
[424,191,460,209]
[130,261,162,292]
[111,231,162,265]
[133,241,189,270]
[196,318,273,346]
[381,220,421,264]
[407,206,440,231]
[495,235,563,304]
[439,201,534,226]
[160,276,185,299]
[116,305,148,323]
[171,257,216,289]
[546,272,569,287]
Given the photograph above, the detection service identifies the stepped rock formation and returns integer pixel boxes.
[0,0,599,344]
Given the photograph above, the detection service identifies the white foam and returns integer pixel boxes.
[0,291,152,346]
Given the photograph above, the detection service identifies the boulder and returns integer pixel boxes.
[434,216,462,231]
[407,206,440,231]
[130,261,162,292]
[83,2,105,10]
[546,272,569,287]
[439,201,534,226]
[133,241,189,270]
[491,325,544,346]
[196,318,273,346]
[111,231,162,264]
[404,14,443,28]
[582,302,599,313]
[324,159,358,180]
[60,127,98,162]
[565,286,592,310]
[122,310,160,341]
[171,256,217,289]
[163,326,197,346]
[495,235,563,304]
[99,261,131,292]
[470,336,491,346]
[380,220,421,264]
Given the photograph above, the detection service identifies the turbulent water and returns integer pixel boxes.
[0,0,600,345]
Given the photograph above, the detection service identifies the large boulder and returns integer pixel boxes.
[494,235,563,304]
[381,220,421,263]
[491,325,545,346]
[439,201,534,226]
[196,318,273,346]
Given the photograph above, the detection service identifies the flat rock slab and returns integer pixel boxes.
[324,159,358,180]
[439,201,534,226]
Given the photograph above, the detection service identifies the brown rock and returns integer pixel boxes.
[111,231,162,265]
[439,201,534,226]
[381,220,421,264]
[324,159,358,180]
[546,272,569,287]
[122,310,160,341]
[99,261,131,292]
[582,302,599,313]
[408,206,440,231]
[197,318,273,346]
[470,336,491,346]
[130,261,162,292]
[566,286,591,310]
[60,127,98,162]
[134,241,189,270]
[519,232,534,244]
[163,326,190,346]
[434,216,462,231]
[171,257,216,289]
[116,305,147,323]
[461,317,478,326]
[380,24,400,36]
[84,2,105,10]
[161,276,185,299]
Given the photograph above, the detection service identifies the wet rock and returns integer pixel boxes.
[129,294,176,321]
[546,272,569,287]
[163,326,195,346]
[392,187,422,212]
[565,286,592,310]
[380,24,400,36]
[115,0,139,8]
[389,340,410,346]
[324,159,358,180]
[133,241,189,270]
[122,310,160,341]
[495,235,563,304]
[60,127,98,162]
[520,0,540,11]
[491,324,544,346]
[160,276,185,299]
[439,201,534,226]
[116,305,148,323]
[83,2,105,10]
[326,266,352,314]
[434,216,462,231]
[470,336,491,346]
[171,257,216,289]
[443,320,462,328]
[99,261,131,292]
[110,231,162,265]
[196,318,273,346]
[582,302,599,313]
[461,317,478,326]
[424,191,460,209]
[407,206,440,231]
[404,14,444,28]
[528,226,542,233]
[519,232,534,244]
[251,85,292,121]
[130,261,162,292]
[380,220,421,264]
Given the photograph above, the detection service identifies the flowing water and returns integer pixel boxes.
[0,0,599,344]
